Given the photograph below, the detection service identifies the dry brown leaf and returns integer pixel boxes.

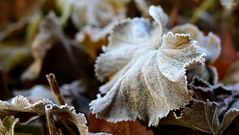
[88,113,153,135]
[90,6,205,126]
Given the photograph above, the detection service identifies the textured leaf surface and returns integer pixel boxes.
[160,77,239,134]
[161,99,239,135]
[0,95,88,135]
[90,6,205,126]
[172,23,221,63]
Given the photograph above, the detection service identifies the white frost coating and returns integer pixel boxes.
[149,5,168,27]
[172,23,221,63]
[0,95,88,135]
[91,6,205,126]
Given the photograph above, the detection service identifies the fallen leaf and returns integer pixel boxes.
[171,23,221,64]
[0,95,88,135]
[161,98,239,135]
[88,113,153,135]
[90,6,204,126]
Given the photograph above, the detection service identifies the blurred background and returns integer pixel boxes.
[0,0,239,134]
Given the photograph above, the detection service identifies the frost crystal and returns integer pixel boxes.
[90,6,205,126]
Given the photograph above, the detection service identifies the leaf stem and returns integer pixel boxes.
[45,104,57,135]
[46,73,65,105]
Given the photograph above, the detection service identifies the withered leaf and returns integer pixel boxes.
[90,6,205,126]
[0,95,88,135]
[161,99,239,135]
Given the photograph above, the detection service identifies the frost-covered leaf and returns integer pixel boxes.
[160,76,239,134]
[172,24,221,83]
[0,116,19,135]
[161,98,239,135]
[0,95,88,135]
[186,64,219,85]
[172,23,221,64]
[161,100,218,134]
[47,104,88,135]
[0,95,51,116]
[90,6,205,126]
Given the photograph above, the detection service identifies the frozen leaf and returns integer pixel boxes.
[172,23,221,64]
[48,104,88,135]
[14,81,90,113]
[0,95,50,116]
[172,24,221,83]
[160,76,239,134]
[90,6,205,126]
[0,95,88,135]
[188,77,232,102]
[161,98,239,135]
[0,116,19,135]
[160,100,219,134]
[186,64,219,85]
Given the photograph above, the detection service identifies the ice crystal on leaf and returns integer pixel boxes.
[172,23,221,64]
[90,6,205,126]
[0,95,88,135]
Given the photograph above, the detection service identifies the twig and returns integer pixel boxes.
[46,73,65,105]
[45,104,57,135]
